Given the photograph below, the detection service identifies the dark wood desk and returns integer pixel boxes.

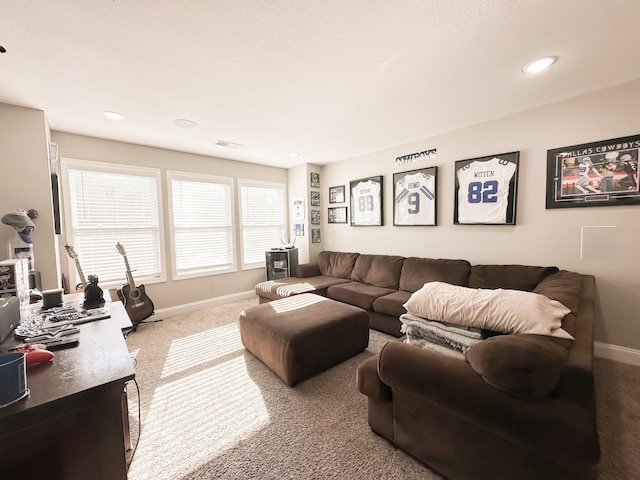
[0,298,135,480]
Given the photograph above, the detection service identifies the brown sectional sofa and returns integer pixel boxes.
[258,251,475,336]
[256,250,600,479]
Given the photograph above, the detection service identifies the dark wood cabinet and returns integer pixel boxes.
[0,298,134,480]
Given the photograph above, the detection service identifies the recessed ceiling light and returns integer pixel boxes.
[102,111,126,120]
[173,118,198,129]
[289,153,300,158]
[523,56,557,74]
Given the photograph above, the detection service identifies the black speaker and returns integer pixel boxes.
[28,270,41,290]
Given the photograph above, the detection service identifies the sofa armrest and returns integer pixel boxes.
[295,262,320,278]
[377,341,600,468]
[356,354,391,401]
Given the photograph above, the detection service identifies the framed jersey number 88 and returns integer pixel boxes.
[454,152,519,225]
[350,175,383,226]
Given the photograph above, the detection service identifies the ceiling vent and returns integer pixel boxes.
[215,140,243,149]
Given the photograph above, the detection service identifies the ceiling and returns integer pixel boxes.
[3,1,640,169]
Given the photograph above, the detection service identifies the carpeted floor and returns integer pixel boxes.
[124,297,640,480]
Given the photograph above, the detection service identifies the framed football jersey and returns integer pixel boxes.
[454,152,519,225]
[393,167,437,226]
[350,175,383,226]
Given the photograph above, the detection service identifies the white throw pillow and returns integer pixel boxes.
[403,282,574,340]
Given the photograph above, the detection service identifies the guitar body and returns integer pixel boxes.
[116,242,156,331]
[117,283,155,329]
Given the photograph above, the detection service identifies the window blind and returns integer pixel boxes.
[62,160,164,287]
[239,180,286,267]
[168,172,235,278]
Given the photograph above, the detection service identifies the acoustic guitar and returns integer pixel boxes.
[116,242,155,330]
[64,244,87,291]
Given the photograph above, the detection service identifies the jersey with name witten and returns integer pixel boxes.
[456,158,516,224]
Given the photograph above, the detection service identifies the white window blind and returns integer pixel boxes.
[168,171,236,278]
[61,159,164,287]
[239,179,286,268]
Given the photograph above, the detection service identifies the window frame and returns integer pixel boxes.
[237,178,287,270]
[166,170,237,280]
[60,158,166,289]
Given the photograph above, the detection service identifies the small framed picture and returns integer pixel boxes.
[454,151,519,225]
[329,185,345,203]
[546,134,640,209]
[350,175,383,226]
[393,166,437,226]
[292,197,305,221]
[311,209,321,225]
[311,228,321,243]
[310,190,320,206]
[293,223,304,236]
[328,206,348,224]
[310,172,320,188]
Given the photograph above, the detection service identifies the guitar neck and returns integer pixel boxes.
[122,255,138,293]
[73,257,87,288]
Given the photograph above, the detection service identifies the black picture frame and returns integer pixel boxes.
[393,166,437,226]
[454,151,519,225]
[546,134,640,209]
[310,172,320,188]
[350,175,383,226]
[329,185,345,204]
[328,206,347,224]
[310,209,321,225]
[310,190,320,206]
[311,228,321,243]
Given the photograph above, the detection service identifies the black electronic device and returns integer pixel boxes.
[39,337,80,351]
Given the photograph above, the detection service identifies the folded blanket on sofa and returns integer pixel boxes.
[400,313,484,354]
[255,280,317,297]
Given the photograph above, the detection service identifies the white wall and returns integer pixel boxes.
[0,103,59,290]
[321,79,640,350]
[51,132,288,310]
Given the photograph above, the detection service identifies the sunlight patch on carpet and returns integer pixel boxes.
[161,323,243,377]
[128,355,269,480]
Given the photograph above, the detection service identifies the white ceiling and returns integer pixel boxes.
[3,1,640,168]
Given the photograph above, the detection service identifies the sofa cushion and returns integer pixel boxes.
[327,282,397,310]
[403,282,573,339]
[399,257,471,292]
[533,270,583,315]
[372,290,411,317]
[316,251,360,279]
[351,254,405,289]
[465,334,571,400]
[256,275,350,300]
[469,264,559,291]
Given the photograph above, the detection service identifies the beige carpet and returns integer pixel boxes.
[124,298,640,480]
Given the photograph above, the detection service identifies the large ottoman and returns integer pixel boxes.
[239,293,369,386]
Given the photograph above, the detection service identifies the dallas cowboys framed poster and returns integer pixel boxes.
[546,134,640,209]
[350,175,383,226]
[454,151,519,225]
[393,167,437,226]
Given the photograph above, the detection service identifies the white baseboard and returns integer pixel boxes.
[594,341,640,366]
[154,290,257,319]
